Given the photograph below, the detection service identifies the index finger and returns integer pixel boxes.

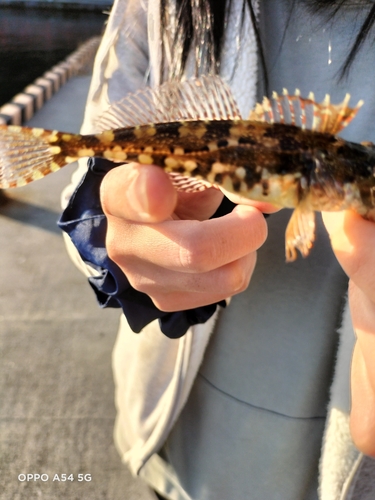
[107,204,268,273]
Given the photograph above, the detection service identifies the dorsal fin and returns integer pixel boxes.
[95,76,242,132]
[248,89,363,134]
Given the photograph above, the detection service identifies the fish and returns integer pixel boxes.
[0,75,373,261]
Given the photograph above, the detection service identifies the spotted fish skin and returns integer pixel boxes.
[3,120,375,214]
[0,77,372,261]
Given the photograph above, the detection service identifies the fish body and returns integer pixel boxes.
[3,119,375,209]
[0,76,371,260]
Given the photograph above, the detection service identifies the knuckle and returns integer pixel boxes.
[127,274,160,299]
[105,219,137,264]
[178,239,212,273]
[106,233,121,263]
[127,273,144,292]
[152,295,178,312]
[178,226,224,273]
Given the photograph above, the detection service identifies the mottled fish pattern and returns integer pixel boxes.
[0,76,373,261]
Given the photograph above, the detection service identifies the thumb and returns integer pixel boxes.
[100,163,177,222]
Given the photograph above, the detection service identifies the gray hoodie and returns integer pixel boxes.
[62,0,375,498]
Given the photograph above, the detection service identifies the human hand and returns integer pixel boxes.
[100,163,270,312]
[323,210,375,456]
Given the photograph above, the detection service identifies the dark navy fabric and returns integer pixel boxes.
[58,157,231,338]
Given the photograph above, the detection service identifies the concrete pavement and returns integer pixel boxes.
[0,75,157,500]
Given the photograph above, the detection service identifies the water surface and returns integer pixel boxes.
[0,6,106,105]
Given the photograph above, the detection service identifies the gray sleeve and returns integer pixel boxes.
[81,0,150,134]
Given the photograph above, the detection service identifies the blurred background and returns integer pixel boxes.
[0,3,158,499]
[0,3,106,106]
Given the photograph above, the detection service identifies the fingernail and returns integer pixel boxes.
[234,204,257,216]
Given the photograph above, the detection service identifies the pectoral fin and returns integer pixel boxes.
[285,204,316,262]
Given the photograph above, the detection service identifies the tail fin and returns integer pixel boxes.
[0,125,78,188]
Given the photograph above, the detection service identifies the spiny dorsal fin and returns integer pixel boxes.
[95,76,242,132]
[249,89,363,135]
